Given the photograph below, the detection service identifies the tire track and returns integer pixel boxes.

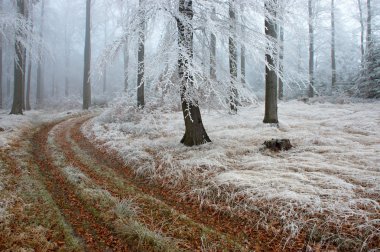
[31,122,129,252]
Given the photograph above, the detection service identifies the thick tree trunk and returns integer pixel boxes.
[308,0,314,98]
[357,0,364,65]
[11,0,25,115]
[229,0,238,114]
[82,0,91,110]
[36,0,45,107]
[263,0,278,124]
[278,25,284,100]
[331,0,336,92]
[137,0,145,107]
[178,0,211,147]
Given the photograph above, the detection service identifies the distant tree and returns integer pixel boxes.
[278,24,284,100]
[308,0,314,97]
[240,5,246,86]
[263,0,279,124]
[177,0,211,146]
[228,0,238,114]
[366,0,371,51]
[137,0,145,107]
[331,0,336,91]
[36,0,45,107]
[357,0,365,65]
[82,0,91,110]
[210,8,216,81]
[11,0,26,115]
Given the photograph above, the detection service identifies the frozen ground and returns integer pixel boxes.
[85,99,380,248]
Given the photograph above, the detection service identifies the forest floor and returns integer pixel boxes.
[0,98,379,251]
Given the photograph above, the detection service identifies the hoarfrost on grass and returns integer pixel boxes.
[85,99,380,248]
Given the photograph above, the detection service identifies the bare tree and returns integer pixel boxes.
[278,24,284,100]
[366,0,372,51]
[137,0,145,107]
[331,0,336,91]
[25,0,34,111]
[82,0,91,110]
[177,0,211,146]
[64,4,70,97]
[11,0,26,115]
[308,0,314,98]
[229,0,238,114]
[210,8,216,81]
[263,0,279,124]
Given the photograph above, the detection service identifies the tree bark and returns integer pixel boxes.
[82,0,91,110]
[11,0,25,115]
[229,0,238,114]
[331,0,336,92]
[308,0,314,98]
[263,0,279,124]
[137,0,145,107]
[36,0,45,107]
[177,0,211,146]
[64,10,70,97]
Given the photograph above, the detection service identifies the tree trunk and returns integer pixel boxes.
[11,0,25,115]
[308,0,314,98]
[278,24,284,100]
[103,10,107,94]
[263,0,278,124]
[241,45,246,85]
[366,0,371,51]
[229,0,238,114]
[26,1,33,110]
[137,0,145,107]
[64,15,70,97]
[177,0,211,147]
[331,0,336,92]
[357,0,364,65]
[210,8,216,81]
[124,43,129,92]
[82,0,91,110]
[0,0,2,109]
[36,0,45,107]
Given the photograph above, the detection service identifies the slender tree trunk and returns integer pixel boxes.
[366,0,372,51]
[82,0,91,110]
[241,45,246,85]
[137,0,145,107]
[331,0,336,92]
[36,0,45,106]
[11,0,25,115]
[178,0,211,146]
[263,0,278,124]
[229,0,238,114]
[26,2,33,110]
[210,8,216,81]
[124,42,129,92]
[103,22,107,94]
[64,21,70,97]
[308,0,314,98]
[278,24,284,100]
[357,0,364,66]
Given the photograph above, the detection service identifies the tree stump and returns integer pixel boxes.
[263,139,292,152]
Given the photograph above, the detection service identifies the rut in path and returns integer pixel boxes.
[51,116,253,251]
[31,122,130,252]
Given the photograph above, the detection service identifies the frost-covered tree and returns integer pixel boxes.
[137,0,145,107]
[178,0,211,146]
[36,0,44,107]
[308,0,315,98]
[228,0,238,114]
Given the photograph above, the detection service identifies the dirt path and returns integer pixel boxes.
[0,114,264,251]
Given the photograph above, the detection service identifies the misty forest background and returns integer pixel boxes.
[1,0,379,124]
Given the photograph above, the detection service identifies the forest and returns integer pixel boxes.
[0,0,379,251]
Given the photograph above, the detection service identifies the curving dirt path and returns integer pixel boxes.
[1,114,309,251]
